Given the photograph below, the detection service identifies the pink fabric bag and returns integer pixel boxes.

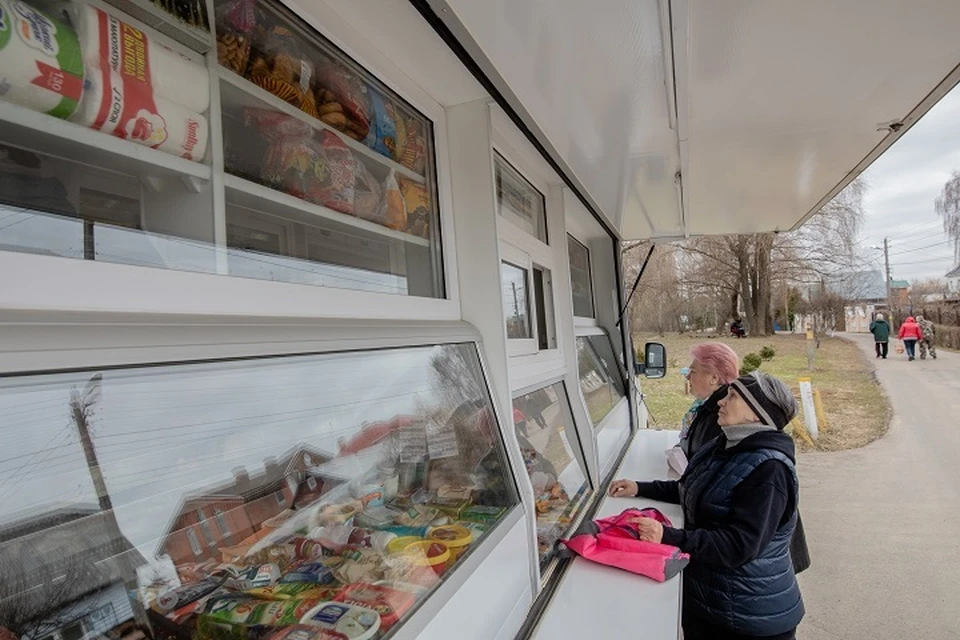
[559,508,689,582]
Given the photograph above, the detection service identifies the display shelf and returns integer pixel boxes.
[225,174,430,247]
[0,100,212,184]
[219,69,426,184]
[102,0,213,53]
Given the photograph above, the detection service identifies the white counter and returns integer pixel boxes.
[532,429,683,640]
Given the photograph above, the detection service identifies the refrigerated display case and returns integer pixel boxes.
[0,342,518,640]
[511,383,592,574]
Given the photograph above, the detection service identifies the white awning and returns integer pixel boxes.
[428,0,960,240]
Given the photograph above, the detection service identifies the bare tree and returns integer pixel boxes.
[934,170,960,261]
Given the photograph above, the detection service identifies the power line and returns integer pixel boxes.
[887,240,952,256]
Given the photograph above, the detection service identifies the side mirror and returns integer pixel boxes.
[634,342,667,378]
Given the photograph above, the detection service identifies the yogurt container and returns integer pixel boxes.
[401,541,450,576]
[427,525,473,566]
[300,602,380,640]
[385,535,422,555]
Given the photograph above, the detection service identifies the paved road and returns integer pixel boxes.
[796,333,960,639]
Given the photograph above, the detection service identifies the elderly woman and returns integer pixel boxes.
[677,342,740,460]
[610,372,805,640]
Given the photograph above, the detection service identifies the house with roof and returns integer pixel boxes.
[945,265,960,294]
[158,444,334,567]
[0,503,147,640]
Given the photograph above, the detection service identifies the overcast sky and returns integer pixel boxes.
[858,84,960,282]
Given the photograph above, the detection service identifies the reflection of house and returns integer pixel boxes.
[840,270,888,333]
[0,503,146,640]
[159,445,333,567]
[945,265,960,294]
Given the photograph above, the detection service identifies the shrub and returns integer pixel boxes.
[759,345,776,361]
[740,352,763,375]
[933,324,960,350]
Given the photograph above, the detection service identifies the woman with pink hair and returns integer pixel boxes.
[676,342,741,459]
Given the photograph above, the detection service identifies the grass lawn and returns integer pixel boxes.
[635,332,891,451]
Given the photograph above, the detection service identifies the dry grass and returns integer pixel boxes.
[636,332,892,452]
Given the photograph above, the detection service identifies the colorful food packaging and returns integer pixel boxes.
[350,158,383,222]
[202,594,320,626]
[400,541,450,576]
[246,583,339,601]
[334,583,416,631]
[396,175,430,239]
[315,130,355,214]
[279,561,336,585]
[427,525,474,565]
[154,576,227,614]
[299,602,380,640]
[460,505,506,525]
[397,116,427,175]
[315,53,370,141]
[0,0,85,119]
[215,0,257,74]
[380,170,406,232]
[364,91,398,159]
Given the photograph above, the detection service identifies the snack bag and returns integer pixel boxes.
[365,91,398,159]
[396,175,430,239]
[245,109,331,205]
[315,53,370,141]
[315,130,355,214]
[397,117,427,175]
[215,0,258,74]
[351,159,385,224]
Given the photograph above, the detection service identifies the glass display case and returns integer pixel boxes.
[512,383,592,571]
[576,333,627,428]
[0,344,517,640]
[0,0,443,298]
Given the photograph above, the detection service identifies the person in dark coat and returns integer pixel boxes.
[869,313,891,359]
[611,372,805,639]
[677,342,741,461]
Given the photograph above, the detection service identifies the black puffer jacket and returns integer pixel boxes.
[679,386,725,459]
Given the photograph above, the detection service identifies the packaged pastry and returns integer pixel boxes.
[334,583,416,631]
[396,175,430,239]
[397,117,427,175]
[353,504,398,530]
[315,53,371,140]
[215,0,258,74]
[332,549,385,585]
[308,501,362,529]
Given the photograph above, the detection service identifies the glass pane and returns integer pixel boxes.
[512,383,591,569]
[216,0,443,297]
[568,235,595,318]
[0,148,219,275]
[0,0,217,273]
[501,261,532,339]
[495,153,547,243]
[576,336,626,427]
[586,335,626,397]
[0,345,516,640]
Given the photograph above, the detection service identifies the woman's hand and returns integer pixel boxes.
[608,479,638,498]
[629,516,664,543]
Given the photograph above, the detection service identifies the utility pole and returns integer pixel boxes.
[71,374,112,512]
[883,237,892,312]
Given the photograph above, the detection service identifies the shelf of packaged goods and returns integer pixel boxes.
[224,174,431,248]
[0,100,212,184]
[102,0,213,53]
[218,69,427,184]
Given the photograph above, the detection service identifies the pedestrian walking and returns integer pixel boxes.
[869,313,891,359]
[897,316,923,361]
[916,315,937,360]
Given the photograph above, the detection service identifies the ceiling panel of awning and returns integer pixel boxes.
[431,0,960,240]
